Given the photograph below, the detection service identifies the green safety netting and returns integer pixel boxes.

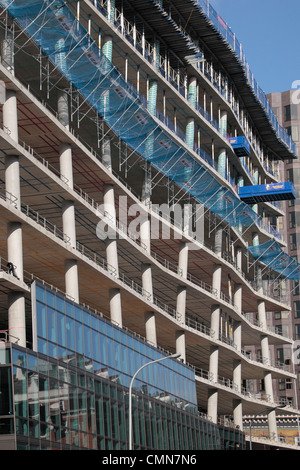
[1,0,298,280]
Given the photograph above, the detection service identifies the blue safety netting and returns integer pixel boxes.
[249,240,300,281]
[1,0,298,280]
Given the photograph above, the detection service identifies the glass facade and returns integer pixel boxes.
[33,282,197,411]
[0,283,246,450]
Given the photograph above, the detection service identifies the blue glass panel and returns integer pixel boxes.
[37,338,47,356]
[83,324,92,357]
[27,352,37,371]
[82,309,90,327]
[92,330,100,362]
[75,321,84,355]
[36,301,46,338]
[46,307,56,343]
[74,306,82,322]
[56,295,65,313]
[45,289,55,308]
[66,317,75,351]
[12,348,26,368]
[57,311,66,347]
[65,300,74,318]
[36,285,45,303]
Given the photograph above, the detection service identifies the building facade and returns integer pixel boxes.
[0,0,299,450]
[267,90,300,409]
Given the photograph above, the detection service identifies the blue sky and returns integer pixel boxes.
[210,0,300,93]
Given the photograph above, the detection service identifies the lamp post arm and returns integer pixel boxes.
[128,352,180,450]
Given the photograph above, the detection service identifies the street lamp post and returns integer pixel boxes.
[249,404,286,450]
[128,352,181,450]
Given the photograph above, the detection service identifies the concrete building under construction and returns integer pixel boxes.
[0,0,299,450]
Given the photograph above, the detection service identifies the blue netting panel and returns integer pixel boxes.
[248,240,300,281]
[1,0,298,279]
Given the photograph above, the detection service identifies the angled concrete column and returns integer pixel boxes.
[233,358,242,392]
[141,162,151,208]
[140,214,151,253]
[145,311,157,347]
[7,222,23,282]
[7,223,25,346]
[5,154,20,208]
[176,285,186,323]
[267,408,278,441]
[264,369,279,440]
[57,90,70,130]
[233,399,243,431]
[64,259,79,303]
[175,330,186,363]
[236,246,242,271]
[102,136,113,171]
[219,109,227,136]
[234,284,242,315]
[218,148,227,179]
[212,264,222,295]
[185,76,196,150]
[210,304,220,339]
[258,300,267,330]
[59,143,73,187]
[141,263,153,302]
[178,242,188,278]
[109,287,122,328]
[215,226,222,258]
[62,200,77,248]
[209,345,219,382]
[8,291,26,347]
[3,88,18,140]
[207,388,218,424]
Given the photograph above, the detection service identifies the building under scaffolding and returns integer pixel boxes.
[0,0,299,450]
